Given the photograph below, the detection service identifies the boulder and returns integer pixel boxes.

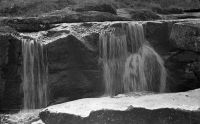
[170,21,200,52]
[40,89,200,124]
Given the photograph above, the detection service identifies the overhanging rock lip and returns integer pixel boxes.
[41,89,200,118]
[17,18,200,42]
[15,18,200,34]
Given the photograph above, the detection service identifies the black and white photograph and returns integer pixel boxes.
[0,0,200,123]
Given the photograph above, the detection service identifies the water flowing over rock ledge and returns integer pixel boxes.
[39,89,200,124]
[1,19,200,110]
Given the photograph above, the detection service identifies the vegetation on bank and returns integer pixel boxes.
[0,0,200,16]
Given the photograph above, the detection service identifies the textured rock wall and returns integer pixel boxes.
[0,33,22,111]
[0,34,9,111]
[47,34,103,104]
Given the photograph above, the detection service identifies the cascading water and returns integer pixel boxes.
[99,22,167,96]
[22,38,48,109]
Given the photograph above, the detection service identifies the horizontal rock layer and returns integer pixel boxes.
[0,8,129,32]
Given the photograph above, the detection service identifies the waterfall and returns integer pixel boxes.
[22,38,48,109]
[99,22,167,96]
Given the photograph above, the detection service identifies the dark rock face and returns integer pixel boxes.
[166,51,200,92]
[144,21,174,54]
[47,34,103,103]
[0,35,9,111]
[0,33,22,111]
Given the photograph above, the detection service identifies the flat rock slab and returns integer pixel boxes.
[40,89,200,124]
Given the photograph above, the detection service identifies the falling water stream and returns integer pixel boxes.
[99,22,167,96]
[22,38,48,109]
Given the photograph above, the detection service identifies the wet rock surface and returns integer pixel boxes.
[40,89,200,124]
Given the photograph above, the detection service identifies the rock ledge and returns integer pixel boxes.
[40,89,200,124]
